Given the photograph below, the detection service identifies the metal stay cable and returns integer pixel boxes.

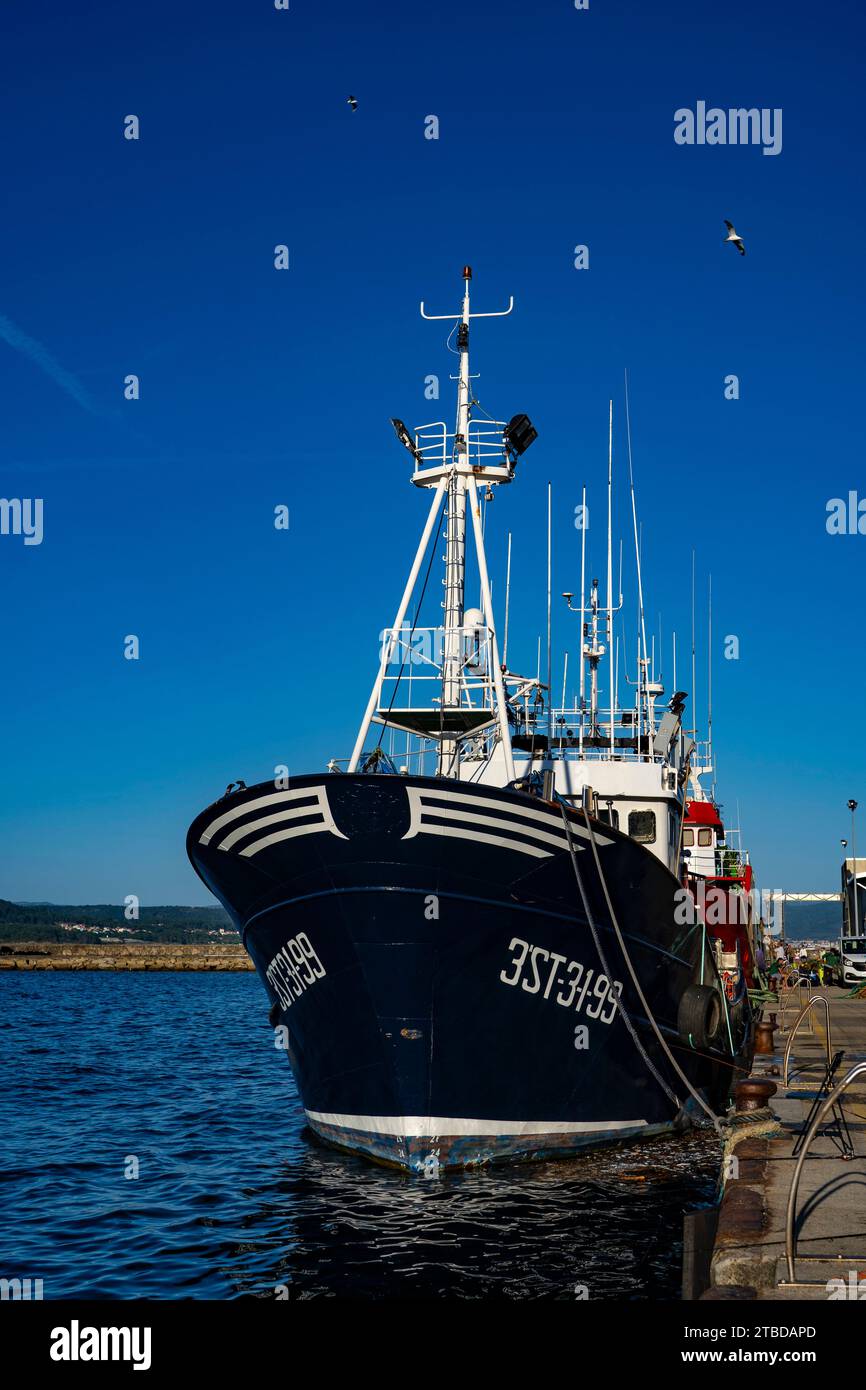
[559,803,680,1110]
[579,805,724,1132]
[561,802,724,1133]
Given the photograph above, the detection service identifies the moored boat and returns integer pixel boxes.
[187,268,747,1171]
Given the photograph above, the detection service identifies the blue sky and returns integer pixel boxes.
[1,0,863,904]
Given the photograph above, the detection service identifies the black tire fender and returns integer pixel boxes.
[678,983,723,1049]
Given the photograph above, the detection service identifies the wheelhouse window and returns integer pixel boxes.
[682,828,694,846]
[697,828,713,846]
[597,807,619,829]
[628,810,656,844]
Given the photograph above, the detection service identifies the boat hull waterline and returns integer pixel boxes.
[187,773,736,1172]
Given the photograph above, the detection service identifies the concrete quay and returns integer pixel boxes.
[709,986,866,1300]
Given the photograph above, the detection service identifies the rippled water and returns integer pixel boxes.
[0,972,721,1299]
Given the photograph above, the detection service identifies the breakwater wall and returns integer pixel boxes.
[0,942,253,971]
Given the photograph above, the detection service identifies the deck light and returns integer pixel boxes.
[390,418,422,464]
[504,413,538,460]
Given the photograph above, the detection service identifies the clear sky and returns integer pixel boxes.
[2,0,864,905]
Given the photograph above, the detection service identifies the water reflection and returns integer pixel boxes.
[223,1126,721,1300]
[0,972,721,1301]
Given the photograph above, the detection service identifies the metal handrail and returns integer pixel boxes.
[777,974,812,1032]
[782,996,832,1086]
[412,419,510,467]
[795,977,814,1033]
[776,977,794,1030]
[784,1060,866,1283]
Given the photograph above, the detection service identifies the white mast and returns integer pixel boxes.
[578,483,587,757]
[503,531,512,667]
[349,267,524,780]
[547,482,553,748]
[624,371,649,739]
[607,400,614,756]
[691,549,697,742]
[708,571,714,795]
[441,273,473,764]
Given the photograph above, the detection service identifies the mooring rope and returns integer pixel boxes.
[559,803,680,1110]
[560,801,724,1134]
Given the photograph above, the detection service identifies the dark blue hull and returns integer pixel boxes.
[187,773,735,1171]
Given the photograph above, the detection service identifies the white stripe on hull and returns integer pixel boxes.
[305,1110,648,1137]
[404,786,614,844]
[199,785,347,849]
[198,780,614,862]
[218,803,329,851]
[240,823,340,857]
[401,785,614,858]
[413,804,576,853]
[407,822,552,857]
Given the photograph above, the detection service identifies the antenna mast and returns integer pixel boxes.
[419,267,516,778]
[624,371,649,731]
[708,571,714,794]
[607,400,615,756]
[348,268,525,779]
[691,550,697,742]
[547,482,553,749]
[503,532,512,666]
[578,483,587,756]
[440,271,472,767]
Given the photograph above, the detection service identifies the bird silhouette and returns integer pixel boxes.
[347,95,358,113]
[724,220,746,256]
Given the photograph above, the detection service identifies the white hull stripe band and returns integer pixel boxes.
[199,785,347,849]
[305,1111,648,1138]
[403,786,613,847]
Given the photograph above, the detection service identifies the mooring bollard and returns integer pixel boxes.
[754,1019,776,1055]
[734,1078,778,1113]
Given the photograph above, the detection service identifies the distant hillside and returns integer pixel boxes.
[0,895,846,945]
[0,899,237,944]
[775,901,843,941]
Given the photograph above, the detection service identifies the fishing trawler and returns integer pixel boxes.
[187,268,747,1172]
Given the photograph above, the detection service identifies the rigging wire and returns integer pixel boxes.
[559,803,682,1112]
[576,803,725,1133]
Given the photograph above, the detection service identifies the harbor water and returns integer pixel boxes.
[1,971,721,1300]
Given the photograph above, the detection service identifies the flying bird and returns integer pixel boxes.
[347,95,358,112]
[724,220,746,256]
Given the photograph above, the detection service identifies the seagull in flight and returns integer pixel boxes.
[347,95,358,113]
[724,220,745,256]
